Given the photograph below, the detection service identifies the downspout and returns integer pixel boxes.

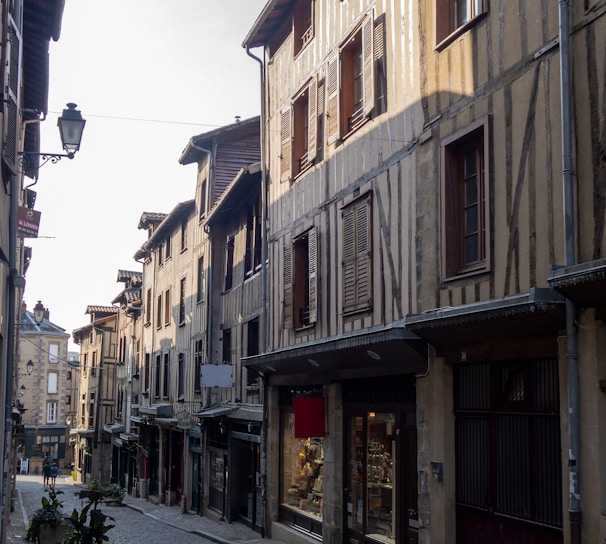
[93,325,106,481]
[245,44,269,539]
[559,1,581,542]
[188,140,214,407]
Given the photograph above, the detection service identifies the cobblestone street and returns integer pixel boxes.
[7,474,287,544]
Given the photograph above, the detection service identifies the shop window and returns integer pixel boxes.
[280,412,324,520]
[436,0,486,46]
[284,228,318,329]
[442,119,490,279]
[327,13,384,143]
[342,194,372,315]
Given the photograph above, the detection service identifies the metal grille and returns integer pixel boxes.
[454,359,562,528]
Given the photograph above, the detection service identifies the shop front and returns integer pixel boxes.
[244,325,427,544]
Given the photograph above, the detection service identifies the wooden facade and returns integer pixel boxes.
[244,0,606,543]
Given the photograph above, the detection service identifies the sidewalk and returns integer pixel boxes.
[120,493,286,544]
[8,474,287,544]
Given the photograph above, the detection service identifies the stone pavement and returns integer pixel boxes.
[7,474,288,544]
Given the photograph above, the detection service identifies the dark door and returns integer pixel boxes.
[191,452,201,513]
[229,438,259,526]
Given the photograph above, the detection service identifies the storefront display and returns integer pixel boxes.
[281,412,324,519]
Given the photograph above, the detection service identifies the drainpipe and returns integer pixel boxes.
[93,325,106,482]
[559,1,581,542]
[246,44,269,538]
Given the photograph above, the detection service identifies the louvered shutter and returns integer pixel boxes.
[307,227,318,324]
[355,198,371,307]
[362,14,375,118]
[326,55,340,144]
[307,76,318,164]
[283,241,293,329]
[342,206,356,311]
[4,15,21,173]
[280,108,292,181]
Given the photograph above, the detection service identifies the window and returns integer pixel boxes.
[247,319,260,387]
[91,351,97,377]
[178,352,185,399]
[199,178,207,220]
[157,243,163,267]
[49,343,59,363]
[436,0,486,45]
[180,221,187,252]
[245,194,263,276]
[156,293,162,329]
[145,288,152,325]
[222,328,232,364]
[144,353,151,392]
[225,236,235,291]
[46,402,57,424]
[162,352,170,398]
[442,119,489,279]
[284,228,318,329]
[67,370,72,380]
[179,277,186,325]
[342,194,372,314]
[197,257,204,303]
[293,0,314,56]
[194,339,203,392]
[154,354,161,398]
[164,288,171,326]
[327,14,383,143]
[47,372,58,394]
[165,236,171,260]
[66,395,71,406]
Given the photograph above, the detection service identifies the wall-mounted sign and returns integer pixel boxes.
[201,364,233,387]
[16,207,41,238]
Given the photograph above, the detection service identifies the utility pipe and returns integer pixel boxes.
[559,1,581,542]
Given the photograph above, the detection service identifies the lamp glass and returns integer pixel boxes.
[26,360,34,375]
[33,301,45,325]
[57,103,86,153]
[19,384,26,397]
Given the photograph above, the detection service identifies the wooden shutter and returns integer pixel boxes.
[280,108,292,181]
[342,206,356,310]
[355,197,371,307]
[283,241,293,329]
[362,14,375,118]
[326,55,340,144]
[307,75,318,163]
[307,227,318,324]
[3,15,21,173]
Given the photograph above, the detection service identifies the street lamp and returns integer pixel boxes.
[26,360,34,375]
[33,301,45,325]
[19,385,25,397]
[18,103,86,168]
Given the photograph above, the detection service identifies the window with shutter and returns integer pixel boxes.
[291,227,318,329]
[436,0,486,46]
[3,15,21,173]
[280,109,292,181]
[293,76,318,178]
[342,194,372,314]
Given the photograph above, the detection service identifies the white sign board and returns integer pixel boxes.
[201,364,233,387]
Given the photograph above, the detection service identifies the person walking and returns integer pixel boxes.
[50,463,58,488]
[42,457,51,490]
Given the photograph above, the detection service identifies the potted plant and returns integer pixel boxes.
[64,487,115,544]
[25,488,70,543]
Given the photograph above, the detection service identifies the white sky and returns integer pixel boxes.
[24,0,267,351]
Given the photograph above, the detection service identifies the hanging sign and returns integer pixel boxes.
[294,396,326,438]
[16,207,41,238]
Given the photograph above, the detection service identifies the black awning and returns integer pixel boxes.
[243,324,427,384]
[405,287,566,347]
[548,259,606,310]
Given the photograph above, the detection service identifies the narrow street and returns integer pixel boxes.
[10,474,277,544]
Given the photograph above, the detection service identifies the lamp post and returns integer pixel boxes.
[18,103,86,168]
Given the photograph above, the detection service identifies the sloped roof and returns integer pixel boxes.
[117,269,142,285]
[243,0,295,49]
[18,310,68,337]
[137,212,167,230]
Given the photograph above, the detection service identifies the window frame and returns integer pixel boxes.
[47,372,58,394]
[435,0,487,49]
[441,116,491,280]
[194,339,203,392]
[197,256,204,303]
[178,277,186,326]
[224,236,235,291]
[293,0,314,57]
[164,288,171,326]
[48,343,59,363]
[46,401,57,424]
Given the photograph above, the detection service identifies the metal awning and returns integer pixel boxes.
[76,429,95,437]
[228,404,263,422]
[138,404,173,418]
[156,417,179,426]
[548,259,606,310]
[119,433,139,442]
[405,287,566,347]
[103,424,124,434]
[193,405,237,419]
[242,324,427,384]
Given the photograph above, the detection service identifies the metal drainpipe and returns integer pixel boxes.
[559,1,581,542]
[188,140,214,406]
[245,44,269,539]
[93,325,106,481]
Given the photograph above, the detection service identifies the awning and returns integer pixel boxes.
[103,424,124,434]
[138,404,173,418]
[193,405,237,419]
[242,324,427,384]
[76,429,95,437]
[156,417,179,427]
[119,433,139,442]
[548,259,606,311]
[228,404,263,422]
[405,287,566,347]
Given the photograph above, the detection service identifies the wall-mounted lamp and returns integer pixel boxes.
[18,103,86,168]
[26,360,34,375]
[19,384,26,397]
[33,300,45,325]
